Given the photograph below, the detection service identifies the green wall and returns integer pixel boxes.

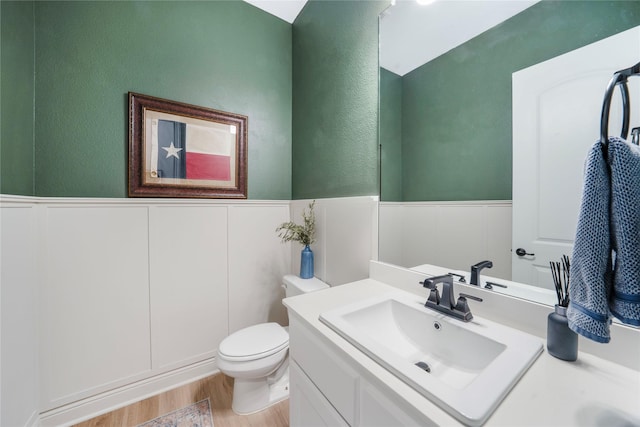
[1,1,35,196]
[379,68,402,201]
[2,1,386,200]
[30,1,291,199]
[292,0,387,199]
[391,0,640,201]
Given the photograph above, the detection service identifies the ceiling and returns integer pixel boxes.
[244,0,307,24]
[243,0,539,76]
[380,0,539,75]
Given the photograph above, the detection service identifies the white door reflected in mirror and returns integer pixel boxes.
[512,26,640,289]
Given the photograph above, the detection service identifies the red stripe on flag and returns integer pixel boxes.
[186,152,231,181]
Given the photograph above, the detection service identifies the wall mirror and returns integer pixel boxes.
[378,0,640,307]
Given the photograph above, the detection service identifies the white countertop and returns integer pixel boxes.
[284,278,640,426]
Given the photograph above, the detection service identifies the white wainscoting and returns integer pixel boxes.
[290,196,379,287]
[379,201,512,280]
[227,205,293,333]
[148,206,229,372]
[41,205,152,409]
[0,195,378,426]
[1,199,40,427]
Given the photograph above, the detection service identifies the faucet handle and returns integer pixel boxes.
[459,293,483,302]
[419,279,433,289]
[455,293,483,321]
[428,288,440,305]
[448,272,466,283]
[485,281,507,290]
[420,278,441,304]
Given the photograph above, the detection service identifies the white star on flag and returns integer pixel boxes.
[162,142,183,159]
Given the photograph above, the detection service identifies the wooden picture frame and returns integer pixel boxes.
[128,92,248,198]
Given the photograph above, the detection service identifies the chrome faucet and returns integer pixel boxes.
[420,274,482,322]
[470,260,493,286]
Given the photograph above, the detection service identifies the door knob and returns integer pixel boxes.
[515,248,535,257]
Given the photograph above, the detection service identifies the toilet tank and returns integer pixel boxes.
[283,274,329,298]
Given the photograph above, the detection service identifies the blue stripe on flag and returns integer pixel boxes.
[157,119,186,179]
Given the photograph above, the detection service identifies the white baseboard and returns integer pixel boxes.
[39,358,219,427]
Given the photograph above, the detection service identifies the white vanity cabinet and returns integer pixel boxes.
[288,314,430,427]
[290,362,349,427]
[285,275,640,427]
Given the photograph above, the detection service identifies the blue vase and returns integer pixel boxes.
[300,245,314,279]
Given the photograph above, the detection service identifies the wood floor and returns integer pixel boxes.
[74,373,289,427]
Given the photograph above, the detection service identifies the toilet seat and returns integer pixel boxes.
[218,322,288,362]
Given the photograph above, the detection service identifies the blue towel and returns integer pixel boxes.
[567,137,640,343]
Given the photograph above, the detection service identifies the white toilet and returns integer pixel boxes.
[217,274,329,415]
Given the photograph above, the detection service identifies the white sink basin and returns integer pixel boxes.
[319,291,543,426]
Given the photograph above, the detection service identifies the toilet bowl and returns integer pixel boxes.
[217,275,329,415]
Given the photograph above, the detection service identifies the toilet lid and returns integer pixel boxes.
[218,322,289,361]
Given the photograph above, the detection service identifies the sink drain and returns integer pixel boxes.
[415,361,431,373]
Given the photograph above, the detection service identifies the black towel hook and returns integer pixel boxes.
[600,61,640,149]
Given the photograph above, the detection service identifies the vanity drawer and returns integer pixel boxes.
[289,319,358,425]
[290,361,349,427]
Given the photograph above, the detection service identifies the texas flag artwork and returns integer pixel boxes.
[145,113,236,187]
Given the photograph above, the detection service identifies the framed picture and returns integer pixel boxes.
[128,92,248,198]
